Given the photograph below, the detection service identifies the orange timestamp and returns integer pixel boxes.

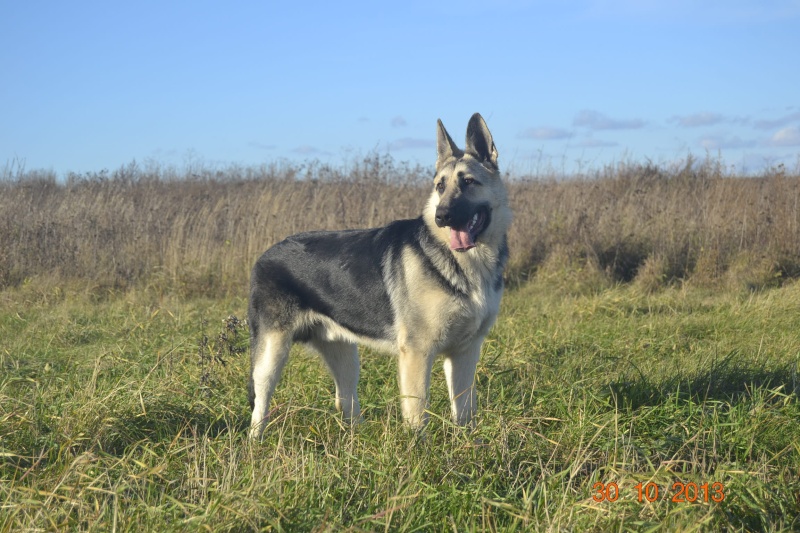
[592,481,726,503]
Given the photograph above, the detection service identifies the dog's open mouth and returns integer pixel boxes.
[449,208,489,252]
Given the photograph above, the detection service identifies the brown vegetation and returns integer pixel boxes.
[1,155,798,296]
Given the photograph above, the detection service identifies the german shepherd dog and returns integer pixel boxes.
[248,113,511,439]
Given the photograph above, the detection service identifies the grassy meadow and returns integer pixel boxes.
[1,156,800,531]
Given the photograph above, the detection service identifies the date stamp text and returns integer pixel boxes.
[592,481,726,503]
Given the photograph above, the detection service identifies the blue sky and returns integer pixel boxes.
[2,0,799,177]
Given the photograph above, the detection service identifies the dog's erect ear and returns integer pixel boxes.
[465,113,498,169]
[437,119,463,165]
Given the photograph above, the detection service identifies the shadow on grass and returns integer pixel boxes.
[98,396,251,456]
[609,352,799,409]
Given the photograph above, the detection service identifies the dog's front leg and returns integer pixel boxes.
[443,339,482,427]
[397,343,435,429]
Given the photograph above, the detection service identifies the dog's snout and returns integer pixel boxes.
[435,206,451,227]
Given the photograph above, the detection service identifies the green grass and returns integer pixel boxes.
[1,280,799,531]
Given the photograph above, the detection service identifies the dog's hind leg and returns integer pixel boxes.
[249,330,291,440]
[443,340,482,427]
[311,339,361,422]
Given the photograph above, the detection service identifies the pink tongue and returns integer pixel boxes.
[449,227,475,251]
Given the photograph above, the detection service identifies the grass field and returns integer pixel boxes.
[2,157,799,530]
[2,277,799,531]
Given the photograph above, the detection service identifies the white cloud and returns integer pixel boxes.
[671,112,725,128]
[767,126,800,146]
[291,145,327,156]
[517,127,572,140]
[576,138,618,148]
[699,135,756,150]
[753,111,800,130]
[391,116,407,128]
[573,109,645,130]
[248,141,276,151]
[388,137,435,150]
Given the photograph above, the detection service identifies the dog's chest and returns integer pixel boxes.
[447,279,502,345]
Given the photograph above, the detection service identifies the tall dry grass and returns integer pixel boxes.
[1,154,799,295]
[511,157,800,291]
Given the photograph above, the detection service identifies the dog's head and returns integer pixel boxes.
[424,113,511,253]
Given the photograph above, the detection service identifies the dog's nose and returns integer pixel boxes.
[435,206,451,227]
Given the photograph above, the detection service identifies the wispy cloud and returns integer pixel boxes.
[291,145,328,156]
[248,141,276,151]
[576,138,618,148]
[391,116,407,128]
[698,135,756,150]
[573,109,645,130]
[388,137,435,151]
[671,112,725,128]
[753,111,800,130]
[517,127,572,140]
[766,126,800,147]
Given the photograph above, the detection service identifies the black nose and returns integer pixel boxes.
[435,206,451,227]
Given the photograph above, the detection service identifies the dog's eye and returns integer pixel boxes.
[463,177,474,185]
[436,181,445,193]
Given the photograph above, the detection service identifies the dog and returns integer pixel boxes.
[248,113,511,439]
